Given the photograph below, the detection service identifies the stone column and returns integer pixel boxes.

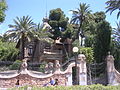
[54,60,61,74]
[66,73,72,86]
[106,52,118,85]
[77,54,87,85]
[19,59,28,74]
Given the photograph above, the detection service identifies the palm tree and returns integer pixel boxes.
[70,3,92,46]
[6,16,35,60]
[106,0,120,19]
[112,21,120,43]
[31,23,53,61]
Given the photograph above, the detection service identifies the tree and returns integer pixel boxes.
[0,40,18,61]
[62,24,75,40]
[49,8,69,40]
[84,12,110,48]
[70,3,92,45]
[106,0,120,19]
[0,0,7,23]
[31,23,53,61]
[112,21,120,43]
[94,20,111,63]
[6,16,35,60]
[94,12,106,24]
[111,22,120,70]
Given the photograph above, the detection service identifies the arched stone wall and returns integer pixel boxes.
[0,74,67,88]
[0,54,87,88]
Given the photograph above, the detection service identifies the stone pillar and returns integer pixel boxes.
[54,60,61,74]
[19,59,28,74]
[77,54,87,85]
[106,52,118,85]
[66,73,72,86]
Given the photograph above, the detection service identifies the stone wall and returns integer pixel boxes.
[0,74,67,88]
[0,54,88,88]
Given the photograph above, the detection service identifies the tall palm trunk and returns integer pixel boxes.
[31,39,38,61]
[21,34,25,60]
[78,17,84,46]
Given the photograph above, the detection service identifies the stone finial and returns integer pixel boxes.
[21,59,28,70]
[108,51,111,55]
[18,59,28,74]
[45,62,54,74]
[78,54,86,61]
[106,52,114,61]
[55,60,60,68]
[53,60,61,74]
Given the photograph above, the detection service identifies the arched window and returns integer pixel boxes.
[28,45,33,56]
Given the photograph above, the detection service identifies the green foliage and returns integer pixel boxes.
[85,35,95,47]
[94,12,106,23]
[9,60,22,70]
[110,40,120,70]
[7,16,36,59]
[0,40,19,61]
[10,84,120,90]
[9,85,28,90]
[80,47,94,63]
[0,0,7,23]
[72,39,79,47]
[94,20,111,63]
[112,22,120,45]
[70,3,92,40]
[62,24,75,40]
[39,62,46,72]
[7,15,35,42]
[106,0,120,19]
[49,8,69,40]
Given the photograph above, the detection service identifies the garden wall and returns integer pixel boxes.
[0,73,67,88]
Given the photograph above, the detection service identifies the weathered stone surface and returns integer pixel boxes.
[0,74,67,88]
[0,54,88,88]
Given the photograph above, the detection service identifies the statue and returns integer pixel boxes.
[21,59,28,70]
[54,60,60,69]
[106,51,118,85]
[18,59,28,73]
[106,52,115,72]
[44,62,54,74]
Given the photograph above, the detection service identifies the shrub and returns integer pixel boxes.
[80,47,94,63]
[39,62,46,72]
[10,84,120,90]
[0,41,19,61]
[9,60,22,70]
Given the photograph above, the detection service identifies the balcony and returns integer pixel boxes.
[41,49,63,61]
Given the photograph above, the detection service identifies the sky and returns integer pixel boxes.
[0,0,119,35]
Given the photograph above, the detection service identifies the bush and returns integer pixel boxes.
[10,84,120,90]
[9,60,22,70]
[0,41,19,61]
[80,47,94,63]
[39,62,46,72]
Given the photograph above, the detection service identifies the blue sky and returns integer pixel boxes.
[0,0,119,35]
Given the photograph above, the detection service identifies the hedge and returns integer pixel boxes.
[9,84,120,90]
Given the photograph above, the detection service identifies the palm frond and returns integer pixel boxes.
[106,0,120,18]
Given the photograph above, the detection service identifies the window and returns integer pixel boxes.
[28,45,33,56]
